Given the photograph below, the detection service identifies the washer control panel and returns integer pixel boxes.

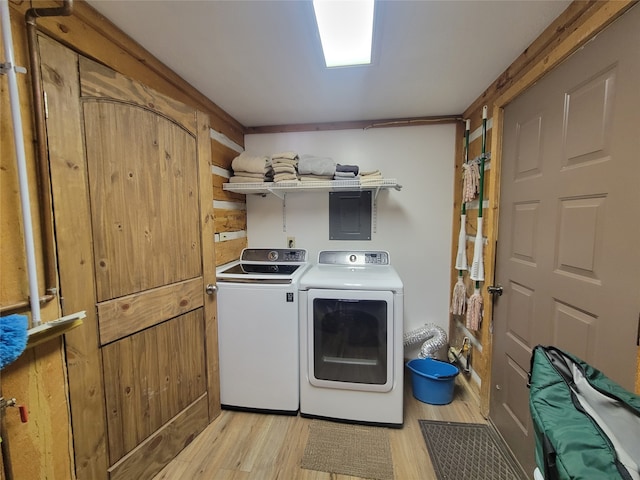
[240,248,307,263]
[318,251,390,266]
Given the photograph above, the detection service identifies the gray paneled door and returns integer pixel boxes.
[490,5,640,474]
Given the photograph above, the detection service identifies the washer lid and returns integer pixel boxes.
[216,251,310,283]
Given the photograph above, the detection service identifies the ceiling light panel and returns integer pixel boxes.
[312,0,375,68]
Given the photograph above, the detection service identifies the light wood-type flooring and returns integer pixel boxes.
[153,373,490,479]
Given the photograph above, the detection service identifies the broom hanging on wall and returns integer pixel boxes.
[467,106,488,331]
[451,119,471,315]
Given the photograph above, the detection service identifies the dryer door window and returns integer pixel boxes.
[307,289,394,392]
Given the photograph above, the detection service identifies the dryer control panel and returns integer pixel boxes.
[318,250,390,266]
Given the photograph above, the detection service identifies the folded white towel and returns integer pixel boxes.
[230,171,265,179]
[272,158,299,166]
[298,155,336,176]
[274,172,298,183]
[273,165,298,175]
[334,171,357,178]
[229,175,268,183]
[360,169,383,184]
[232,152,272,174]
[271,151,298,160]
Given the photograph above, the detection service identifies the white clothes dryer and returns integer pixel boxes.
[298,250,404,427]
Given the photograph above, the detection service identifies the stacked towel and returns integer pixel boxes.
[272,151,299,183]
[272,151,298,161]
[359,169,384,185]
[299,175,334,182]
[298,154,336,177]
[230,152,273,182]
[229,175,267,183]
[334,164,359,180]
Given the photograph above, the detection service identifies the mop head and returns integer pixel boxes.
[0,314,28,369]
[466,292,483,331]
[462,161,480,203]
[451,277,467,315]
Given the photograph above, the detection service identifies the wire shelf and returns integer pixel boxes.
[223,178,402,198]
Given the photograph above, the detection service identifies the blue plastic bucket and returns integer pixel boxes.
[406,358,459,405]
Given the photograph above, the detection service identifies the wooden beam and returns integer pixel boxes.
[213,208,247,233]
[246,115,462,135]
[478,105,504,417]
[210,137,242,170]
[448,120,465,343]
[197,110,222,421]
[215,237,247,266]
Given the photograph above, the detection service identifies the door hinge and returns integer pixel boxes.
[487,285,503,296]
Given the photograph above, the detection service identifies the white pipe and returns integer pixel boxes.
[1,0,42,326]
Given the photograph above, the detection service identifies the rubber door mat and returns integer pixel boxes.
[419,420,527,480]
[301,420,394,480]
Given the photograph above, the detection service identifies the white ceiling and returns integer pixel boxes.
[87,0,571,128]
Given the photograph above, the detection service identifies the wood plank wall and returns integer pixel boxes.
[2,1,247,479]
[210,136,248,265]
[448,0,638,415]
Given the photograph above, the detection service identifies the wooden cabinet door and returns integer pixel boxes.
[41,35,219,480]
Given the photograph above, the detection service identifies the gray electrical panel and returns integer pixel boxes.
[329,190,372,240]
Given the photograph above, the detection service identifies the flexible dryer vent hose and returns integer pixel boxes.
[403,323,448,359]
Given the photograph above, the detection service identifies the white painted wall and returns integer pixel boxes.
[245,124,455,358]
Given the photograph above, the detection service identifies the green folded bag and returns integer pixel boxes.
[528,345,640,480]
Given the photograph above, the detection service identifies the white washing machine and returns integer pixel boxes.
[216,248,309,414]
[298,250,404,427]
